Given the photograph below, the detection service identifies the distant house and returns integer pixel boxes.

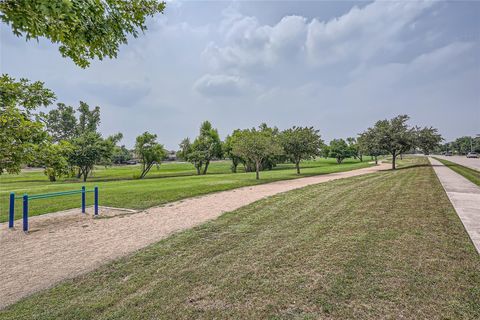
[166,150,177,161]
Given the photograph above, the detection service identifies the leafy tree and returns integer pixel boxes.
[197,121,222,174]
[231,128,283,180]
[42,101,101,140]
[177,138,192,161]
[416,127,443,155]
[112,145,132,164]
[99,133,124,166]
[135,132,166,179]
[181,121,222,175]
[328,139,352,164]
[347,137,362,162]
[358,129,383,164]
[77,101,101,134]
[0,0,166,68]
[0,75,54,174]
[35,141,73,181]
[372,115,416,170]
[68,132,104,182]
[223,130,243,173]
[41,103,77,142]
[320,145,330,159]
[178,137,208,175]
[449,136,479,155]
[280,126,323,174]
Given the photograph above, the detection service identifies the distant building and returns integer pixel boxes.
[166,150,177,161]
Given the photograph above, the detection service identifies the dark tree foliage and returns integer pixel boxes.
[0,0,166,67]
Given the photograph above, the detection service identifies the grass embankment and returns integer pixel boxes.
[434,158,480,187]
[0,158,372,222]
[1,157,479,319]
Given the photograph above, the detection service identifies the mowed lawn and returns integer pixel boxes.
[434,157,480,187]
[0,158,372,222]
[1,158,478,319]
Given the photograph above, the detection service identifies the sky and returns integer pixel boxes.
[1,0,479,150]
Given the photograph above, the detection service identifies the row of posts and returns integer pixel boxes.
[8,186,98,232]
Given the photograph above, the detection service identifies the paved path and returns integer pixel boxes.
[429,157,480,254]
[435,155,480,171]
[0,163,389,309]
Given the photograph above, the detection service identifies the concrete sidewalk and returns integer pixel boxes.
[429,157,480,254]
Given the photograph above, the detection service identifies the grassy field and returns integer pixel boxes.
[434,157,480,187]
[0,158,372,223]
[1,157,478,319]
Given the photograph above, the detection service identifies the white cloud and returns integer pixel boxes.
[194,74,253,97]
[306,1,435,66]
[203,0,435,73]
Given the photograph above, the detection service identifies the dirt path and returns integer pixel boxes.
[0,163,388,309]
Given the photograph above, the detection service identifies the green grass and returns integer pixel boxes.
[0,158,373,223]
[1,157,479,319]
[434,158,480,187]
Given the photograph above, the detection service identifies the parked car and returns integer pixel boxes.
[444,151,452,156]
[466,152,479,158]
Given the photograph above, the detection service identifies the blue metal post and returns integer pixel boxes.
[9,192,15,229]
[94,186,99,216]
[23,194,28,232]
[81,186,86,213]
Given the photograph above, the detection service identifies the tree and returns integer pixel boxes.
[347,137,362,162]
[416,127,443,155]
[328,139,351,164]
[231,128,283,180]
[320,145,330,159]
[181,121,222,175]
[35,141,73,182]
[41,103,77,142]
[372,115,416,170]
[0,0,166,68]
[280,126,323,174]
[197,121,222,175]
[77,101,101,134]
[0,75,55,174]
[112,145,132,164]
[68,132,104,182]
[358,129,383,164]
[223,130,243,173]
[99,132,124,166]
[135,132,166,179]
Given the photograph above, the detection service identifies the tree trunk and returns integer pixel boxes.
[400,153,403,160]
[374,155,378,165]
[336,157,342,164]
[83,169,88,182]
[359,154,363,162]
[295,160,300,174]
[392,152,396,170]
[203,160,210,175]
[255,160,260,180]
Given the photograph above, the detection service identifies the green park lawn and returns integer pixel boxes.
[434,157,480,187]
[0,158,372,223]
[1,157,478,319]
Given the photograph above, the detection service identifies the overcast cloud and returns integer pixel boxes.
[1,0,479,149]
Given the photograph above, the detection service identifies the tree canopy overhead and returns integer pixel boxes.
[0,0,166,67]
